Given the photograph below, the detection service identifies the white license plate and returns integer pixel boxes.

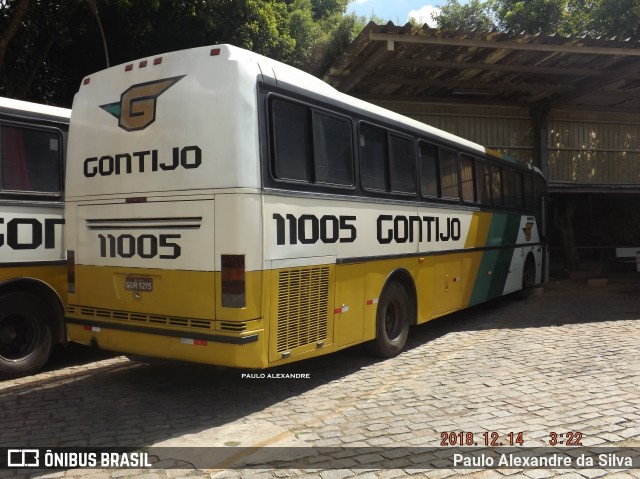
[124,276,153,292]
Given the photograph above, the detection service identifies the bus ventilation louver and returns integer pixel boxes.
[276,266,330,353]
[220,322,247,332]
[67,306,211,330]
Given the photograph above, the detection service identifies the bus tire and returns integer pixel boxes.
[516,255,536,300]
[366,281,410,358]
[0,292,52,378]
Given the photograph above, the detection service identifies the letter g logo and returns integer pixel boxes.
[100,76,184,132]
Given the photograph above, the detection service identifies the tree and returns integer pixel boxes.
[0,0,30,69]
[436,0,497,31]
[0,0,360,106]
[589,0,640,38]
[493,0,567,33]
[434,0,640,38]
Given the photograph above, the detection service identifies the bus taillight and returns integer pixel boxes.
[221,254,245,308]
[67,250,76,294]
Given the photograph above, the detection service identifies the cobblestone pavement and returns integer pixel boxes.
[1,277,640,479]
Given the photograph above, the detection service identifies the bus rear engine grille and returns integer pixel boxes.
[276,266,330,353]
[67,305,212,330]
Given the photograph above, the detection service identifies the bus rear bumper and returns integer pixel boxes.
[66,319,267,369]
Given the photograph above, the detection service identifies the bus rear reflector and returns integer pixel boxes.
[125,197,147,203]
[221,254,245,308]
[67,250,76,294]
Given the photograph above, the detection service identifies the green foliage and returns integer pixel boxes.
[436,0,640,37]
[589,0,640,38]
[307,0,350,21]
[436,0,496,31]
[0,0,360,106]
[6,0,640,106]
[494,0,567,33]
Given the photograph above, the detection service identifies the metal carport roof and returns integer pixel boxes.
[324,22,640,115]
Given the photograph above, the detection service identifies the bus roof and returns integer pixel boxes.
[213,45,540,175]
[75,44,542,179]
[0,96,71,121]
[77,44,488,159]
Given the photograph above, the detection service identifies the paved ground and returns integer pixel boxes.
[1,276,640,478]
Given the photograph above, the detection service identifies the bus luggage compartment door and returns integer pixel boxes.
[433,256,462,316]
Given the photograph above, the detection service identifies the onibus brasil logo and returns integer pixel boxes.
[100,75,185,131]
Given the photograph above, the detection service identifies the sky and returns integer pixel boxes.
[346,0,456,27]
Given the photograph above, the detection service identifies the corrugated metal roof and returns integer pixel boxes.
[324,22,640,113]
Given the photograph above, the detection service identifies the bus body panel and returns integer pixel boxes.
[0,204,64,263]
[65,321,267,369]
[334,263,365,348]
[0,97,69,377]
[66,46,263,201]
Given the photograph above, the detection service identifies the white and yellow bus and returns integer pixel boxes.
[0,97,68,377]
[65,45,547,369]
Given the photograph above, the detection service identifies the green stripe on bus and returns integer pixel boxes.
[469,213,522,304]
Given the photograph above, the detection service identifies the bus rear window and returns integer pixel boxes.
[0,125,61,194]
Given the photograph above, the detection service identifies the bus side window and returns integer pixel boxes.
[514,171,524,209]
[312,111,353,186]
[439,149,459,200]
[503,168,516,208]
[491,165,503,206]
[0,125,61,193]
[389,134,415,194]
[534,173,548,240]
[419,141,439,197]
[476,160,491,205]
[359,123,388,191]
[460,155,476,203]
[523,173,534,210]
[271,98,312,182]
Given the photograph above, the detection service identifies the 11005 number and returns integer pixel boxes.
[98,233,181,259]
[273,214,356,245]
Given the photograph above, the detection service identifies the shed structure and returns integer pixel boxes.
[324,22,640,270]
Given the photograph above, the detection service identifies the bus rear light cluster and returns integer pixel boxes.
[221,254,246,308]
[125,197,147,203]
[67,250,76,294]
[124,57,162,72]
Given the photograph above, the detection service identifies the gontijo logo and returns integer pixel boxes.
[100,76,184,132]
[522,221,534,241]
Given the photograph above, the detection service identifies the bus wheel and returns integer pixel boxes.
[517,256,536,300]
[0,293,52,378]
[366,281,410,358]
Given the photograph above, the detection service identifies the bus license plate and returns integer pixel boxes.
[125,276,153,292]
